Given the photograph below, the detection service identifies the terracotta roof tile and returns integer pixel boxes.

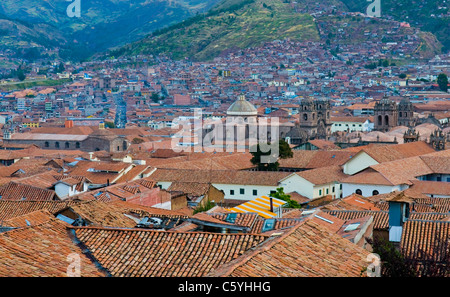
[207,217,371,277]
[0,219,106,277]
[0,200,78,221]
[72,227,268,277]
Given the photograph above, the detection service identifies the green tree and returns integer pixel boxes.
[399,73,407,79]
[278,138,293,159]
[150,92,160,103]
[250,139,292,171]
[193,200,216,214]
[250,142,279,171]
[17,67,26,81]
[367,237,416,277]
[437,73,448,92]
[270,187,301,209]
[105,121,115,128]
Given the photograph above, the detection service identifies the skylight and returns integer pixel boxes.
[314,214,334,224]
[225,213,237,223]
[261,218,276,233]
[344,223,360,232]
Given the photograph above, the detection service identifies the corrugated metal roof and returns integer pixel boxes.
[228,196,287,218]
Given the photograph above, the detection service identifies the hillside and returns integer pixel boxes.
[0,15,68,60]
[112,0,320,61]
[0,0,221,61]
[341,0,450,52]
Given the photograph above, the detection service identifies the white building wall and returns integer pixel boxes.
[212,184,277,201]
[156,181,278,201]
[342,183,408,197]
[313,182,342,199]
[331,121,366,133]
[343,152,379,175]
[278,174,314,199]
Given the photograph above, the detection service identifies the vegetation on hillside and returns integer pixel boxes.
[115,0,319,61]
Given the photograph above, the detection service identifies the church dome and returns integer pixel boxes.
[226,95,257,116]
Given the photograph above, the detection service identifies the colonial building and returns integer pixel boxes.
[2,127,130,153]
[374,96,398,132]
[286,96,332,145]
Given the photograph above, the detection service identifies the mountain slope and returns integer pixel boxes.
[112,0,320,61]
[340,0,450,52]
[0,0,221,60]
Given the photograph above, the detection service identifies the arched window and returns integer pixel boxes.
[385,115,389,126]
[378,115,382,126]
[55,142,60,149]
[404,112,407,117]
[355,189,362,195]
[372,190,379,196]
[75,142,80,149]
[65,142,70,149]
[44,141,49,148]
[303,113,308,121]
[123,141,127,151]
[399,112,402,118]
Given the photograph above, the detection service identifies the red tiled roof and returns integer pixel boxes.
[207,216,371,277]
[0,200,77,221]
[400,220,450,275]
[0,182,56,201]
[72,227,268,277]
[0,219,107,277]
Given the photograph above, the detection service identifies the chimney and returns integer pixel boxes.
[270,197,273,213]
[387,193,411,244]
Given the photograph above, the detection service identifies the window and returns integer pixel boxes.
[44,141,49,148]
[319,189,322,196]
[326,188,329,195]
[240,188,245,195]
[372,190,379,196]
[230,190,234,195]
[75,142,80,149]
[65,142,70,149]
[55,142,60,148]
[355,189,362,195]
[225,213,237,223]
[253,189,257,196]
[261,219,276,232]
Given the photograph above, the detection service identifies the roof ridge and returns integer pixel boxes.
[406,219,450,224]
[69,225,272,237]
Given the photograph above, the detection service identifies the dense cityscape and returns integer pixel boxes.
[0,0,448,284]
